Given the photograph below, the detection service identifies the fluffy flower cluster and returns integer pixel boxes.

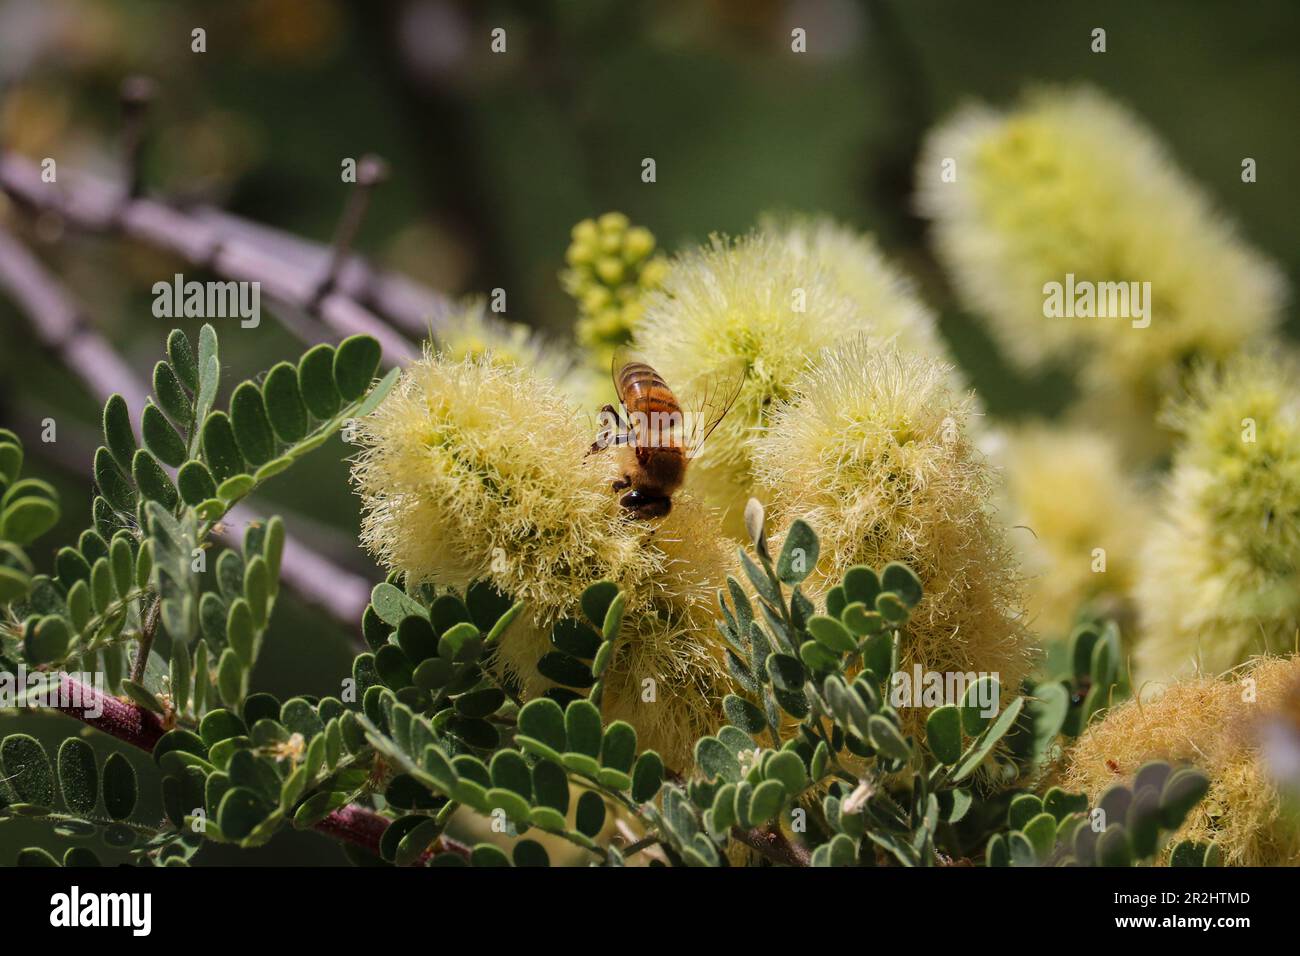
[351,352,733,765]
[1062,656,1300,866]
[1000,425,1147,640]
[752,339,1034,733]
[763,215,956,382]
[633,226,946,533]
[918,85,1285,452]
[1136,354,1300,685]
[433,297,573,383]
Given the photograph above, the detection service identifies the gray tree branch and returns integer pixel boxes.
[0,221,373,625]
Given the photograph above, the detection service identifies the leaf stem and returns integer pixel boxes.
[129,595,161,685]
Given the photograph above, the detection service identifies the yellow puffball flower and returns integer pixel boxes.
[433,297,573,386]
[351,351,733,767]
[751,339,1034,737]
[918,85,1285,452]
[1000,425,1148,641]
[1062,655,1300,866]
[763,214,958,385]
[1135,353,1300,685]
[631,232,877,533]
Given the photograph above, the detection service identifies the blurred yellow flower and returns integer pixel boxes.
[1136,353,1300,685]
[918,85,1285,453]
[1001,425,1147,641]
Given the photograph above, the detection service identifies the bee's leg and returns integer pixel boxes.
[587,404,629,456]
[612,475,632,492]
[619,490,671,519]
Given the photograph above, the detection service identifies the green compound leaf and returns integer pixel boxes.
[92,450,132,515]
[960,675,1001,737]
[201,412,246,483]
[217,786,273,842]
[925,705,963,765]
[1096,825,1134,867]
[775,519,819,585]
[695,737,740,783]
[564,700,603,758]
[747,779,785,824]
[841,565,881,608]
[1,496,60,546]
[601,591,626,643]
[177,460,218,506]
[575,790,606,838]
[153,360,192,425]
[806,614,854,653]
[630,751,664,803]
[297,344,340,420]
[723,694,767,735]
[229,382,277,467]
[764,750,809,794]
[56,738,98,815]
[580,580,619,630]
[369,582,426,626]
[131,447,178,509]
[24,616,71,664]
[351,366,400,418]
[537,651,596,688]
[102,394,137,473]
[141,402,187,467]
[333,335,383,402]
[1160,768,1212,830]
[867,714,912,762]
[599,721,637,774]
[261,362,310,443]
[167,328,199,390]
[102,752,138,820]
[880,561,923,608]
[516,698,567,759]
[1,734,55,806]
[530,759,568,814]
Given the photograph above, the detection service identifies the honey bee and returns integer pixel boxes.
[588,349,744,519]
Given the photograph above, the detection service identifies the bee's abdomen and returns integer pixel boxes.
[618,362,682,439]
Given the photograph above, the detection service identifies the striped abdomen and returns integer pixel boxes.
[616,361,687,496]
[616,361,685,450]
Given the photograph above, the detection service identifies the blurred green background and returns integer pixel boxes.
[1,0,1296,864]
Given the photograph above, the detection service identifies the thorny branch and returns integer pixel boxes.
[0,221,374,625]
[0,150,451,361]
[0,77,465,622]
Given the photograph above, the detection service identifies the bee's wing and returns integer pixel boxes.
[683,360,747,459]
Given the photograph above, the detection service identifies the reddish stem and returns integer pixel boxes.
[47,676,467,862]
[54,674,168,751]
[315,804,390,854]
